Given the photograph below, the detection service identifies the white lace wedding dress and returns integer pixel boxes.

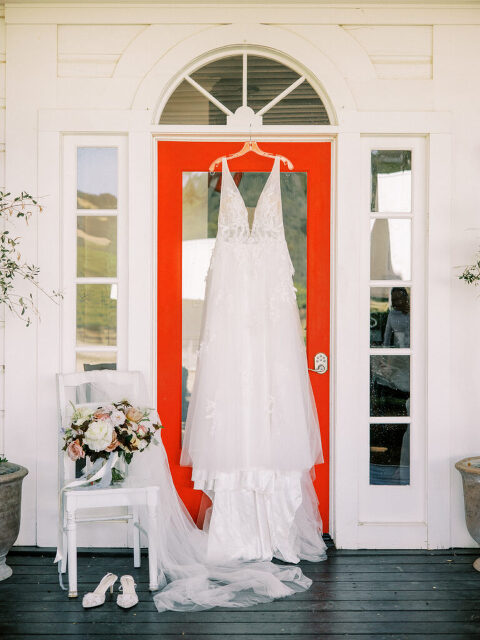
[180,155,327,565]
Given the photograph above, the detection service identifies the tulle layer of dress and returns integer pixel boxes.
[127,437,326,613]
[180,238,324,476]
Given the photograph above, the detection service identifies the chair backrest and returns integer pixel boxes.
[57,370,150,486]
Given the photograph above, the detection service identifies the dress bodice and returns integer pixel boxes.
[217,155,285,243]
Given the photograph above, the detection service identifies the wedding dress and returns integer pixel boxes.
[180,155,327,564]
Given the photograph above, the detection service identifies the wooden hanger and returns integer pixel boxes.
[208,135,294,173]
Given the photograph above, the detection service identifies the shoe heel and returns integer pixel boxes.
[109,584,114,594]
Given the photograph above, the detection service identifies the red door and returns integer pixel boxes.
[157,141,331,531]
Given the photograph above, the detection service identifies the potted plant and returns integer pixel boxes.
[0,191,61,579]
[0,457,28,580]
[456,256,480,568]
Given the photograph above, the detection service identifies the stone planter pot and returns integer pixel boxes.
[0,462,28,580]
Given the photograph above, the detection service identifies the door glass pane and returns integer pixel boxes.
[181,169,307,440]
[370,286,410,347]
[77,215,117,277]
[370,218,411,280]
[76,284,117,346]
[370,355,410,416]
[77,147,118,209]
[371,150,412,213]
[370,423,410,485]
[76,351,117,372]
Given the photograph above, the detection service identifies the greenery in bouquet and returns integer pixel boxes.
[62,400,162,468]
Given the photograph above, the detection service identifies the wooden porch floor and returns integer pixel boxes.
[1,539,480,639]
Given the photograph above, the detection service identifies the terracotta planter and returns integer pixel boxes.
[0,462,28,580]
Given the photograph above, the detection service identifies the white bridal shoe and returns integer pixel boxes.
[82,572,118,608]
[117,574,139,609]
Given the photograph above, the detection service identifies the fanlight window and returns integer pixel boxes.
[160,54,330,125]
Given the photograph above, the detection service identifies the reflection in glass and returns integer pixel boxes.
[160,79,227,125]
[371,150,411,212]
[76,351,117,372]
[191,55,243,114]
[370,423,410,485]
[159,55,330,126]
[370,218,411,280]
[77,147,118,209]
[370,287,410,347]
[247,56,329,125]
[77,216,117,277]
[181,169,307,439]
[370,355,410,416]
[76,284,117,346]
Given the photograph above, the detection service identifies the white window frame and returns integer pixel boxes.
[61,135,128,373]
[358,135,427,547]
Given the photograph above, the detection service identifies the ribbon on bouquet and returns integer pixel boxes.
[54,452,119,566]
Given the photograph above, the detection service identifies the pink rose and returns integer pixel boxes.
[93,410,110,420]
[67,439,85,461]
[136,424,148,437]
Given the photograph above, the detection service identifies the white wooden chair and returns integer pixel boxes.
[56,370,161,598]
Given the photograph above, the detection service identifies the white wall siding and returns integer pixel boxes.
[2,2,480,550]
[0,9,5,457]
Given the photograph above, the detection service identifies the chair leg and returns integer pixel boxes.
[132,505,140,568]
[147,489,159,591]
[66,509,78,598]
[60,519,68,574]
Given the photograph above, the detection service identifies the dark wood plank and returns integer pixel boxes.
[2,547,480,638]
[2,620,480,635]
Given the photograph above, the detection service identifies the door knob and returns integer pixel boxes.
[308,352,328,374]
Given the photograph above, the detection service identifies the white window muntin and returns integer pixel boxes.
[61,134,128,373]
[360,136,427,527]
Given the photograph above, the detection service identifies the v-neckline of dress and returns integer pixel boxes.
[223,155,279,234]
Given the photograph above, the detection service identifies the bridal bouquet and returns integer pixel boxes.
[62,400,162,472]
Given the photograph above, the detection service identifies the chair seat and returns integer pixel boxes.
[65,484,159,509]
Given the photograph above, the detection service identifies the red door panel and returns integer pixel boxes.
[157,141,331,531]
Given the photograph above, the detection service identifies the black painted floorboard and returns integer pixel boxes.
[1,539,480,639]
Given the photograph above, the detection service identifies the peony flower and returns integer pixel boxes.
[72,406,93,426]
[67,439,85,461]
[110,410,126,427]
[105,431,119,452]
[126,406,144,423]
[83,418,114,452]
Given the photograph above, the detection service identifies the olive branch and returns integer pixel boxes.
[0,190,62,326]
[459,253,480,286]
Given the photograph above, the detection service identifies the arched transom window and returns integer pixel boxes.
[159,53,330,126]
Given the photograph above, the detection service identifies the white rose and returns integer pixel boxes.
[72,406,93,426]
[84,418,114,452]
[110,410,126,426]
[138,439,147,451]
